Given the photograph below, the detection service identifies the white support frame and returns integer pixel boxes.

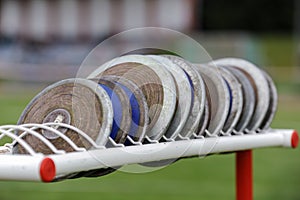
[0,123,297,182]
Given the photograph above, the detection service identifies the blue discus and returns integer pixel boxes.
[99,84,123,141]
[116,83,140,138]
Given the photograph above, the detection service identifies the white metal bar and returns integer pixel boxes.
[0,129,296,182]
[50,129,296,177]
[0,155,44,181]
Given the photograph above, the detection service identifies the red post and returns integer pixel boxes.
[236,150,253,200]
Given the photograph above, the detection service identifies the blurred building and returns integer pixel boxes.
[1,0,285,83]
[0,0,196,82]
[0,0,195,41]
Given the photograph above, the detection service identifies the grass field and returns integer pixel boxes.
[0,35,299,199]
[0,85,299,200]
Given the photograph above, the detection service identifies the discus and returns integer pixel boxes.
[197,97,210,136]
[193,64,230,136]
[92,78,132,144]
[72,78,132,179]
[217,66,243,134]
[96,75,148,143]
[212,58,270,132]
[15,78,113,154]
[88,55,177,140]
[259,70,278,130]
[222,66,256,132]
[163,55,206,138]
[148,55,192,139]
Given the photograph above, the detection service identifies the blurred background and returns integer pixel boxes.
[0,0,299,200]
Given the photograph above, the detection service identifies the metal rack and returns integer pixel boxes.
[0,123,297,188]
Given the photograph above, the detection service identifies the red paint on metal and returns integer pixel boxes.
[40,157,56,182]
[236,150,253,200]
[291,130,299,148]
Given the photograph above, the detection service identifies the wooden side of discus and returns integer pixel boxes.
[15,78,113,154]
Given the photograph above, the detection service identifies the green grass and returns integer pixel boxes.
[259,34,296,67]
[0,92,299,200]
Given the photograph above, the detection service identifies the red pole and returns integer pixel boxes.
[236,150,253,200]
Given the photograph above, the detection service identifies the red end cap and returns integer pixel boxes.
[40,157,56,182]
[291,131,299,149]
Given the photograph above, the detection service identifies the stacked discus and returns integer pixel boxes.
[14,55,277,178]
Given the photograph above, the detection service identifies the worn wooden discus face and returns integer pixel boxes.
[16,79,112,154]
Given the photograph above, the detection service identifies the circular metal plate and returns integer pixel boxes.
[212,58,270,132]
[16,78,113,154]
[259,70,278,130]
[148,55,192,139]
[42,109,71,139]
[197,98,210,136]
[222,66,256,132]
[217,66,243,134]
[193,64,230,136]
[88,55,177,140]
[163,55,206,137]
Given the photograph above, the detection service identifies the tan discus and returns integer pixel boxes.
[163,55,206,138]
[217,66,243,134]
[15,78,113,154]
[212,58,270,132]
[193,64,230,136]
[148,55,192,139]
[222,66,256,132]
[88,55,177,140]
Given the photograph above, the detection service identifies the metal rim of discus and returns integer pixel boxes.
[163,55,207,138]
[193,64,230,136]
[222,65,256,132]
[259,69,278,130]
[212,58,270,132]
[217,66,244,134]
[147,55,192,139]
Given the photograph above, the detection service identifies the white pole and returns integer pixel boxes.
[0,129,296,182]
[50,129,297,177]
